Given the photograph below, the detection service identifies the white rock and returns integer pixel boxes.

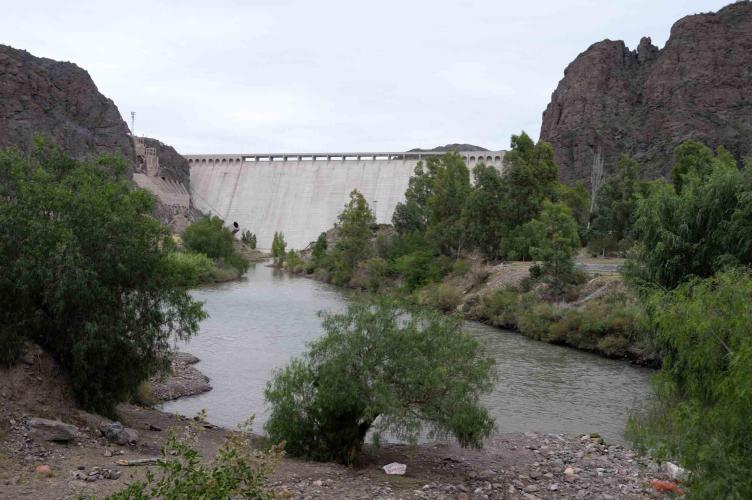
[663,462,688,481]
[382,462,406,475]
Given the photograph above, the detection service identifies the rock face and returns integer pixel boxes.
[0,44,134,162]
[141,136,191,188]
[540,2,752,183]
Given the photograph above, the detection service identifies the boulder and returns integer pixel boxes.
[27,418,78,443]
[99,422,138,445]
[382,462,407,475]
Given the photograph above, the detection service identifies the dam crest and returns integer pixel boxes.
[186,150,504,249]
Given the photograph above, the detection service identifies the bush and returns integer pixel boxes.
[264,298,496,464]
[0,145,205,414]
[165,252,214,287]
[452,259,472,276]
[628,270,752,498]
[241,230,257,249]
[285,250,305,273]
[271,231,287,264]
[183,216,235,260]
[350,257,389,291]
[393,251,452,291]
[109,413,280,499]
[480,289,519,328]
[416,283,463,312]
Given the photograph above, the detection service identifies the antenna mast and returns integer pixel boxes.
[130,111,136,136]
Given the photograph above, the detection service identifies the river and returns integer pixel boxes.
[161,262,651,444]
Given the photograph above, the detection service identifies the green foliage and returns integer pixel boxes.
[393,251,452,292]
[183,216,235,260]
[109,414,280,499]
[241,230,257,249]
[285,250,305,273]
[165,251,215,287]
[392,160,437,235]
[0,145,205,414]
[557,181,590,240]
[630,146,751,289]
[500,132,559,232]
[351,257,390,291]
[328,190,375,284]
[670,140,716,194]
[462,163,506,259]
[310,232,328,269]
[588,154,646,255]
[416,283,463,312]
[480,289,520,328]
[426,153,472,256]
[271,232,287,265]
[628,270,752,498]
[264,298,496,464]
[525,201,582,296]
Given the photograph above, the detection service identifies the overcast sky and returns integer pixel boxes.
[2,0,732,154]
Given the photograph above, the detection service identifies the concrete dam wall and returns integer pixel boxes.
[186,151,504,250]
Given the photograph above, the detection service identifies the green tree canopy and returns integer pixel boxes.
[0,144,205,414]
[328,190,375,284]
[629,270,752,498]
[462,162,507,260]
[526,201,581,295]
[630,146,750,289]
[500,132,559,230]
[182,216,236,260]
[264,298,496,464]
[426,152,472,256]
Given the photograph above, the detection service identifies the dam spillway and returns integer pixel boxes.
[186,151,504,250]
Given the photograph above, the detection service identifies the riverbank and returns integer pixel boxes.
[0,345,679,499]
[280,254,658,366]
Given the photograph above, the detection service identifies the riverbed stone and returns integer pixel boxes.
[28,418,78,442]
[99,422,138,445]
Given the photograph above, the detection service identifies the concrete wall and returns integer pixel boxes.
[187,152,504,250]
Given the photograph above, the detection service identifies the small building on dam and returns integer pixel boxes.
[185,150,504,250]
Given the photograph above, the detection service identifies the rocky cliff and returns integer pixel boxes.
[140,137,191,188]
[0,44,135,162]
[540,1,752,183]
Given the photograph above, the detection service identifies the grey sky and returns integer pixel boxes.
[3,0,732,154]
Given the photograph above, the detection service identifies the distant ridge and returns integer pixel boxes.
[408,143,488,152]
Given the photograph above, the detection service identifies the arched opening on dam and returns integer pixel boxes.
[186,150,505,250]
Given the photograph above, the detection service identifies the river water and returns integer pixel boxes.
[161,263,651,444]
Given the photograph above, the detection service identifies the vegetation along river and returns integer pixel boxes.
[161,262,651,444]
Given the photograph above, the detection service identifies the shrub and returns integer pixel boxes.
[264,298,496,464]
[183,216,235,260]
[416,283,463,312]
[285,250,305,273]
[452,259,472,277]
[628,270,752,498]
[0,145,205,414]
[350,257,389,291]
[109,413,280,499]
[165,252,214,287]
[480,289,519,328]
[271,232,287,265]
[516,302,561,341]
[393,251,452,291]
[241,230,257,249]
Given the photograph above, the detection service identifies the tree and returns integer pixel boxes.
[588,146,605,226]
[526,201,581,295]
[264,298,496,465]
[426,152,472,256]
[588,154,645,255]
[500,132,559,230]
[0,144,205,414]
[629,270,752,498]
[271,231,287,264]
[392,160,438,235]
[630,146,750,289]
[462,163,507,260]
[328,190,375,284]
[241,230,257,249]
[183,216,235,260]
[307,232,328,272]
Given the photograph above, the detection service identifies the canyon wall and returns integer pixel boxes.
[540,1,752,183]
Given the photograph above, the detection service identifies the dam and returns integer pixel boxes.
[186,150,504,249]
